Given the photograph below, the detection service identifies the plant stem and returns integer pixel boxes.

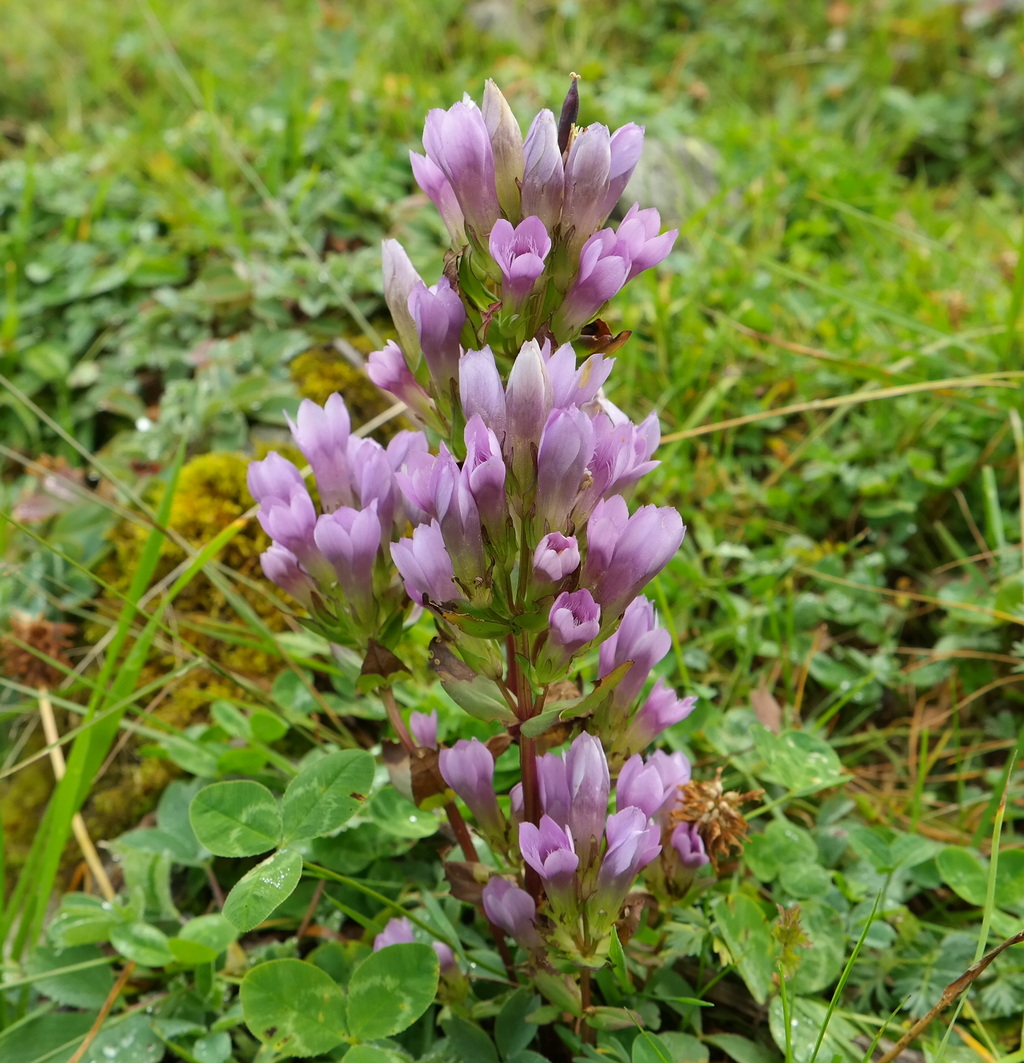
[379,685,414,751]
[580,970,595,1047]
[445,802,478,862]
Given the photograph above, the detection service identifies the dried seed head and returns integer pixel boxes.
[671,768,762,869]
[1,612,76,688]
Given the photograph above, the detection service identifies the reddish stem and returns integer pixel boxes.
[379,685,415,751]
[444,802,478,863]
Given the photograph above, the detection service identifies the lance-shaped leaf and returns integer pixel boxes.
[520,661,631,738]
[429,640,518,724]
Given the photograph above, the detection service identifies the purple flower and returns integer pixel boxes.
[582,496,685,619]
[544,344,613,411]
[409,277,466,396]
[519,815,579,917]
[312,503,382,622]
[533,532,580,584]
[578,411,660,520]
[482,80,525,219]
[535,407,595,530]
[367,341,436,426]
[386,431,431,529]
[482,877,541,950]
[595,806,661,913]
[247,452,308,509]
[374,916,415,950]
[409,710,438,749]
[286,395,353,513]
[374,916,456,973]
[561,122,644,252]
[552,229,631,338]
[504,339,554,482]
[463,415,508,541]
[397,445,484,584]
[381,240,424,357]
[489,216,551,308]
[259,545,315,608]
[391,520,460,605]
[421,100,501,241]
[614,204,678,281]
[459,346,507,440]
[439,738,503,836]
[563,733,611,866]
[409,150,466,246]
[597,596,671,712]
[349,437,399,536]
[628,678,698,749]
[258,491,321,573]
[616,750,691,821]
[546,589,601,664]
[670,821,710,871]
[521,109,564,231]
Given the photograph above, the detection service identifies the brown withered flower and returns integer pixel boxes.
[672,768,763,869]
[0,612,76,688]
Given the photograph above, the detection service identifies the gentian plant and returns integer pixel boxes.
[244,76,752,1049]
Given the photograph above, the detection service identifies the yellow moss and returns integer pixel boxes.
[290,346,406,438]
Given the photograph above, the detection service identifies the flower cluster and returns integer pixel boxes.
[250,79,720,978]
[396,79,678,375]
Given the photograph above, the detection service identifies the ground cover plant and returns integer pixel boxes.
[2,1,1024,1062]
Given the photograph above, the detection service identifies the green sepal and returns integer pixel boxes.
[520,661,631,738]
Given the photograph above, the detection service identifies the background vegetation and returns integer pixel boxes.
[1,1,1023,1061]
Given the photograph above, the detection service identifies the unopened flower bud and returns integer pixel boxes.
[439,738,503,836]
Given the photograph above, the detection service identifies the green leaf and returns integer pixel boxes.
[223,847,303,932]
[632,1031,679,1063]
[441,1015,499,1063]
[109,921,175,968]
[78,1013,164,1063]
[789,901,847,996]
[753,728,844,793]
[846,827,894,872]
[767,995,860,1063]
[189,780,282,857]
[368,787,441,839]
[704,1033,782,1063]
[0,1014,93,1063]
[937,846,1024,908]
[495,988,540,1060]
[711,894,777,1005]
[251,710,289,743]
[281,749,374,844]
[46,893,125,948]
[240,958,347,1057]
[178,913,238,954]
[937,846,988,906]
[348,942,439,1040]
[24,944,114,1009]
[778,861,831,899]
[429,639,518,724]
[343,1047,409,1063]
[193,1031,233,1063]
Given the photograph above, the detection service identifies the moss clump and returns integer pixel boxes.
[290,345,406,439]
[99,451,289,675]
